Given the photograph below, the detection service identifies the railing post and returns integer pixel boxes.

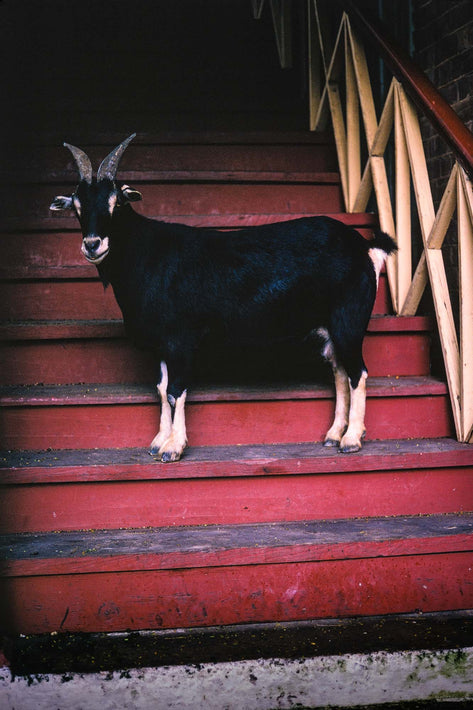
[458,170,473,442]
[394,84,411,313]
[345,23,360,211]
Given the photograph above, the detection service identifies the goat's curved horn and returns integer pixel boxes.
[97,133,136,181]
[63,143,93,184]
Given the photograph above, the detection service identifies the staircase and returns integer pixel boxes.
[1,132,473,643]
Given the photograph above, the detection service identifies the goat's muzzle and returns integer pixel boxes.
[82,235,110,264]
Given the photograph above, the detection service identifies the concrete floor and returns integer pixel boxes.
[2,646,473,710]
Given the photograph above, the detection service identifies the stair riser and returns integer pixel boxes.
[1,395,454,450]
[2,184,344,230]
[1,552,471,634]
[5,143,339,183]
[2,467,472,534]
[0,274,391,320]
[0,331,430,386]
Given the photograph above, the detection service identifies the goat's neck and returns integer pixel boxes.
[97,207,154,323]
[96,206,142,285]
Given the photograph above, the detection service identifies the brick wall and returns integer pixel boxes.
[413,0,473,205]
[411,0,472,346]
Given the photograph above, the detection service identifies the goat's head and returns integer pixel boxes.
[50,133,142,265]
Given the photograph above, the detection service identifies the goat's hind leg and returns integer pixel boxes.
[325,363,367,454]
[150,361,173,456]
[340,369,367,453]
[324,364,350,448]
[319,327,367,453]
[318,328,350,448]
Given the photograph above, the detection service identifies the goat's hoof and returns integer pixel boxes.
[323,438,340,448]
[339,441,362,454]
[160,450,182,463]
[149,445,181,461]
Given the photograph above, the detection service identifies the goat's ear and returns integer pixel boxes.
[50,195,74,211]
[121,184,142,203]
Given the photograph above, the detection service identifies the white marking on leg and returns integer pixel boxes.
[340,370,368,453]
[159,390,188,462]
[150,361,173,454]
[324,365,350,446]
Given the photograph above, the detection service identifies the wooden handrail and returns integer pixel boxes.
[336,0,473,179]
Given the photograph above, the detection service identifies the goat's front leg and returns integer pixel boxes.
[150,360,188,463]
[158,389,188,462]
[339,370,367,453]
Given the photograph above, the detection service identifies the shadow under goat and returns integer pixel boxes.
[50,134,397,462]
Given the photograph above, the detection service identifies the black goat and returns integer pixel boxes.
[50,134,396,461]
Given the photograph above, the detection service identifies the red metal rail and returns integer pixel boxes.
[337,0,473,179]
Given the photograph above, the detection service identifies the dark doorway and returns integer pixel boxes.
[3,0,308,144]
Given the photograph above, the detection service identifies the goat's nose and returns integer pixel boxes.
[84,237,101,252]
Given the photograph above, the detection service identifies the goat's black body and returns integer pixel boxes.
[98,208,386,399]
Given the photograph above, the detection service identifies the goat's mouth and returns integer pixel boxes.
[83,249,110,264]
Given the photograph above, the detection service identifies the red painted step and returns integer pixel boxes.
[1,513,472,634]
[0,377,454,451]
[0,316,431,385]
[3,139,339,183]
[0,280,123,321]
[1,439,472,534]
[3,131,337,171]
[1,130,468,645]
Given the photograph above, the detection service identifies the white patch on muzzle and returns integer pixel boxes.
[81,236,110,264]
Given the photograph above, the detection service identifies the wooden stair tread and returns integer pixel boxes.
[2,512,472,578]
[0,315,431,341]
[0,377,448,407]
[2,438,473,484]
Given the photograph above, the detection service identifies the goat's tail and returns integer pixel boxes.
[370,230,398,256]
[368,231,397,286]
